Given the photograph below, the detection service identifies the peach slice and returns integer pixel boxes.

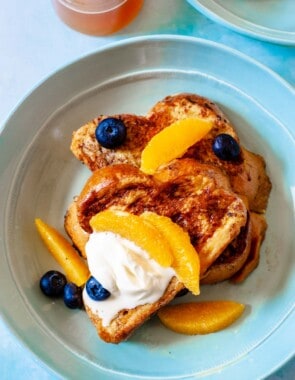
[35,218,90,286]
[158,301,245,335]
[89,210,173,267]
[141,212,200,295]
[140,118,213,174]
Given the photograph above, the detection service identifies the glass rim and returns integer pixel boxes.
[55,0,128,14]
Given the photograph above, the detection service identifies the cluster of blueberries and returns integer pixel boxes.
[40,271,111,309]
[95,117,241,161]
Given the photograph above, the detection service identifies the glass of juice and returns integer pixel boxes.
[51,0,144,36]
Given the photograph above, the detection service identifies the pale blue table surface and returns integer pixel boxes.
[0,1,294,378]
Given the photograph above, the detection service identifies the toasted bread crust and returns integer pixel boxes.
[201,214,251,284]
[84,277,184,343]
[71,115,157,172]
[64,200,89,258]
[70,93,271,213]
[231,212,267,283]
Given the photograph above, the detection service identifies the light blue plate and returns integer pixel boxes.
[186,0,295,45]
[0,35,294,379]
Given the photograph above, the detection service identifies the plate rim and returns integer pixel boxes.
[1,34,295,137]
[186,0,295,45]
[0,34,294,379]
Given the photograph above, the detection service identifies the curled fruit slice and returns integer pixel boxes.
[35,218,90,286]
[141,212,200,295]
[158,301,245,335]
[89,210,173,267]
[140,118,213,174]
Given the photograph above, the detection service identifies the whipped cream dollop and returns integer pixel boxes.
[83,231,175,326]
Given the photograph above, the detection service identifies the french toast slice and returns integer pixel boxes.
[70,93,271,213]
[73,160,248,276]
[200,211,267,284]
[65,160,265,284]
[84,277,185,343]
[65,207,265,343]
[65,160,251,343]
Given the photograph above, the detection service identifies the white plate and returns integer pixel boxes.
[187,0,295,45]
[0,35,294,379]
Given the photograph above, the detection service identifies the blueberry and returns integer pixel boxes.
[95,117,126,149]
[39,270,67,297]
[86,276,111,301]
[63,282,83,309]
[212,133,241,161]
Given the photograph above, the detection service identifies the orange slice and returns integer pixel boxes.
[141,212,200,295]
[90,210,173,267]
[35,218,90,286]
[140,118,213,174]
[158,301,245,335]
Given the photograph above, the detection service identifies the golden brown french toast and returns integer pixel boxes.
[65,159,265,283]
[73,160,248,276]
[65,160,252,343]
[66,93,271,343]
[70,93,271,213]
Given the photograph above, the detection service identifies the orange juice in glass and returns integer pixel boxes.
[52,0,144,36]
